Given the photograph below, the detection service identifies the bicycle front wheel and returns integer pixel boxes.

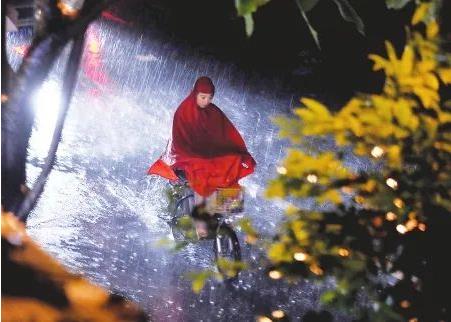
[170,194,195,241]
[213,224,241,277]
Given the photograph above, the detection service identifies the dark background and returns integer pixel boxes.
[110,0,423,104]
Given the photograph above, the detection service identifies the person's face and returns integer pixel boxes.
[196,92,213,108]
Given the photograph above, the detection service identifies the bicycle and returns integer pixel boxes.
[168,179,243,278]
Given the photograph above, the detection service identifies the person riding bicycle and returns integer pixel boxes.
[147,76,256,199]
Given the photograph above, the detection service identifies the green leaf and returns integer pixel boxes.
[216,258,248,278]
[343,259,366,272]
[186,271,216,293]
[385,0,412,10]
[299,0,321,12]
[337,279,350,294]
[321,290,338,303]
[373,302,404,321]
[235,0,270,15]
[235,0,271,36]
[238,218,258,236]
[332,0,365,35]
[294,0,321,49]
[244,14,254,37]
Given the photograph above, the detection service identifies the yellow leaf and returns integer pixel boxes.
[399,75,423,88]
[268,242,293,263]
[423,73,439,90]
[317,189,342,205]
[192,277,207,293]
[438,68,451,84]
[417,60,436,73]
[412,3,430,25]
[393,126,410,139]
[373,95,394,121]
[273,116,303,142]
[363,180,377,193]
[334,117,346,131]
[335,133,348,146]
[346,116,364,137]
[301,98,331,119]
[413,86,439,108]
[360,111,382,126]
[313,240,327,253]
[400,45,414,75]
[369,54,393,75]
[266,180,286,198]
[285,205,300,216]
[341,98,362,114]
[377,124,397,138]
[385,41,398,65]
[354,143,367,156]
[422,116,438,139]
[426,20,439,39]
[387,145,401,168]
[438,111,451,124]
[394,99,418,130]
[434,141,451,153]
[306,212,324,221]
[295,108,314,121]
[383,80,396,96]
[291,220,309,243]
[325,224,342,234]
[188,271,215,293]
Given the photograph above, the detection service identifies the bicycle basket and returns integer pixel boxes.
[205,186,244,214]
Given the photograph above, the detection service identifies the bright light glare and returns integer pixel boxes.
[30,80,62,152]
[33,80,61,129]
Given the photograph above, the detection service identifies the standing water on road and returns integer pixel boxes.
[7,19,349,321]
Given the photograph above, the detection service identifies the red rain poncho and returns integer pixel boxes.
[147,77,256,196]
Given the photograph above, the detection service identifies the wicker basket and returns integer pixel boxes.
[205,186,245,214]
